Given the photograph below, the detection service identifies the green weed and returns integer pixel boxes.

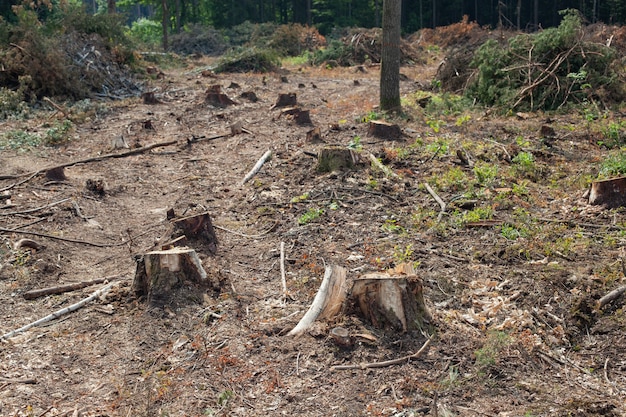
[598,151,626,178]
[473,161,498,186]
[298,207,324,225]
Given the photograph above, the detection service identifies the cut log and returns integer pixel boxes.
[368,120,402,139]
[205,85,237,107]
[271,93,297,109]
[306,127,323,143]
[132,246,208,308]
[589,176,626,208]
[317,147,360,172]
[352,263,431,332]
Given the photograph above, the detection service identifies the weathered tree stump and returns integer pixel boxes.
[45,167,66,181]
[170,212,218,254]
[132,247,207,308]
[368,120,402,139]
[205,85,237,107]
[271,92,297,109]
[289,263,431,336]
[294,109,312,125]
[589,176,626,208]
[142,92,161,104]
[240,91,258,102]
[306,127,323,143]
[317,147,360,172]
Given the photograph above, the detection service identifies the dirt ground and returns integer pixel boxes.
[0,53,625,417]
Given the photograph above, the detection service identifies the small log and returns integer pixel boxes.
[316,147,360,172]
[271,93,297,109]
[351,263,430,332]
[368,120,402,140]
[306,127,323,143]
[205,85,237,107]
[23,275,120,300]
[589,177,626,208]
[242,149,272,184]
[132,247,208,308]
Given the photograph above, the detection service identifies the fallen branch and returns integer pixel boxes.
[22,275,123,300]
[368,153,398,178]
[0,198,70,217]
[0,139,178,183]
[424,183,446,223]
[597,285,626,309]
[331,336,432,370]
[241,149,272,185]
[2,281,116,340]
[0,227,130,247]
[280,241,288,300]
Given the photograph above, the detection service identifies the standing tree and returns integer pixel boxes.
[107,0,116,14]
[379,0,401,111]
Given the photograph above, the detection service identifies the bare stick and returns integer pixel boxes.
[597,285,626,309]
[0,227,130,247]
[0,198,70,217]
[2,281,116,340]
[280,241,288,299]
[241,149,272,185]
[331,336,432,370]
[22,275,123,300]
[424,183,446,223]
[368,153,398,178]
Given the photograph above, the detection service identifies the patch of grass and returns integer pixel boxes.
[435,166,469,191]
[359,110,383,124]
[426,138,449,156]
[475,330,511,371]
[347,136,363,151]
[298,207,324,225]
[0,129,42,150]
[461,206,493,224]
[392,244,415,264]
[214,47,280,73]
[473,161,498,186]
[598,120,626,149]
[290,192,310,203]
[500,223,529,240]
[598,150,626,178]
[381,219,406,234]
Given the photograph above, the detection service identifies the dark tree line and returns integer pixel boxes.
[1,0,625,34]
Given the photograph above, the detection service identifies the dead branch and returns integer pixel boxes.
[241,149,272,185]
[1,281,117,340]
[424,183,446,223]
[0,227,130,247]
[331,336,432,370]
[597,285,626,309]
[0,377,37,384]
[0,198,70,217]
[22,275,123,300]
[0,139,178,183]
[280,241,288,300]
[368,153,398,178]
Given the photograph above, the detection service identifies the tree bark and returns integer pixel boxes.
[162,0,169,51]
[380,0,402,111]
[107,0,116,14]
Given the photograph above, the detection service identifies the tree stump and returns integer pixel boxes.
[368,120,402,139]
[589,176,626,208]
[142,92,161,104]
[306,127,323,143]
[205,85,237,107]
[132,247,208,308]
[271,92,297,109]
[317,147,360,172]
[294,109,312,125]
[169,212,218,255]
[240,91,258,102]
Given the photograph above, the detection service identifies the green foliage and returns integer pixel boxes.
[290,192,310,203]
[127,18,162,47]
[298,207,324,225]
[472,161,498,186]
[0,129,42,150]
[466,10,623,110]
[381,219,406,234]
[598,120,626,149]
[500,223,529,240]
[0,76,30,119]
[598,151,626,178]
[347,136,362,151]
[214,47,280,73]
[44,119,73,145]
[475,331,511,371]
[309,39,352,66]
[461,206,493,224]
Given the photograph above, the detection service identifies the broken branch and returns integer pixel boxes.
[22,275,123,300]
[331,336,432,370]
[241,149,272,185]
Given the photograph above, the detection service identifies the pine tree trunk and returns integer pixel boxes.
[380,0,401,111]
[107,0,116,14]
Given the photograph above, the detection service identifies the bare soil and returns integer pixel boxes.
[1,55,625,417]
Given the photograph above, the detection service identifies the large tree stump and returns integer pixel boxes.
[368,120,402,139]
[271,93,297,109]
[132,247,208,308]
[205,85,237,107]
[316,147,360,172]
[167,211,218,254]
[589,176,626,208]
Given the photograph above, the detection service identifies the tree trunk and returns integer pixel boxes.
[380,0,402,111]
[107,0,116,14]
[162,0,169,51]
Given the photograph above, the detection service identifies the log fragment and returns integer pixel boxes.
[368,120,402,139]
[132,247,207,308]
[589,177,626,208]
[205,85,237,107]
[317,147,360,172]
[271,93,297,109]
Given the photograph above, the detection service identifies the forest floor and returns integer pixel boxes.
[0,50,625,417]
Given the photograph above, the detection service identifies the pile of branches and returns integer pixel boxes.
[461,10,625,111]
[169,25,228,56]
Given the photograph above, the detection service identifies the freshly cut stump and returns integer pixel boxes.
[317,147,360,172]
[205,85,237,107]
[368,120,402,139]
[271,93,297,109]
[589,176,626,208]
[133,247,207,308]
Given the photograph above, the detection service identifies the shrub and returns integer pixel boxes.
[127,18,162,48]
[169,24,227,56]
[214,47,280,73]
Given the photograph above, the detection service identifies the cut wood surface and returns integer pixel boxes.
[317,147,360,172]
[367,120,402,139]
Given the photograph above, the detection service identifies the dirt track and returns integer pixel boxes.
[1,57,625,416]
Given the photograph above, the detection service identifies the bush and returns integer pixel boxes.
[214,47,280,73]
[465,10,624,111]
[127,18,162,48]
[169,24,227,56]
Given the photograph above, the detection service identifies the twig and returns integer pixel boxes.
[424,183,446,223]
[43,97,69,118]
[0,198,70,217]
[22,274,123,300]
[0,171,39,193]
[597,285,626,309]
[331,336,432,370]
[0,377,37,384]
[368,153,398,178]
[604,357,611,385]
[241,149,272,185]
[280,241,288,300]
[1,281,116,340]
[537,217,624,231]
[0,227,130,247]
[213,222,277,239]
